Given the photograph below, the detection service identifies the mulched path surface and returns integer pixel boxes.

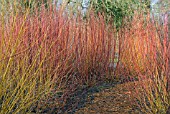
[60,81,143,114]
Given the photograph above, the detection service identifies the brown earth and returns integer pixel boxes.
[69,81,143,114]
[34,80,145,114]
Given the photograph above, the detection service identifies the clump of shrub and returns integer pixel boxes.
[118,12,170,113]
[0,11,53,114]
[0,2,117,113]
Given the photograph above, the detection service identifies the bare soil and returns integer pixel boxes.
[74,81,142,114]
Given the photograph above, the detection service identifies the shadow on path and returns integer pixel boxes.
[59,81,119,114]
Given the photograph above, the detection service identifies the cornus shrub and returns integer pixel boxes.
[118,12,170,113]
[0,4,117,113]
[118,13,161,77]
[0,7,58,114]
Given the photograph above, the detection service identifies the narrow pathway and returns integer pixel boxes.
[74,82,142,114]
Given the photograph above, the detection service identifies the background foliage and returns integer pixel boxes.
[90,0,150,28]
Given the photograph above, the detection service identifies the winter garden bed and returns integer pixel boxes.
[0,1,169,114]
